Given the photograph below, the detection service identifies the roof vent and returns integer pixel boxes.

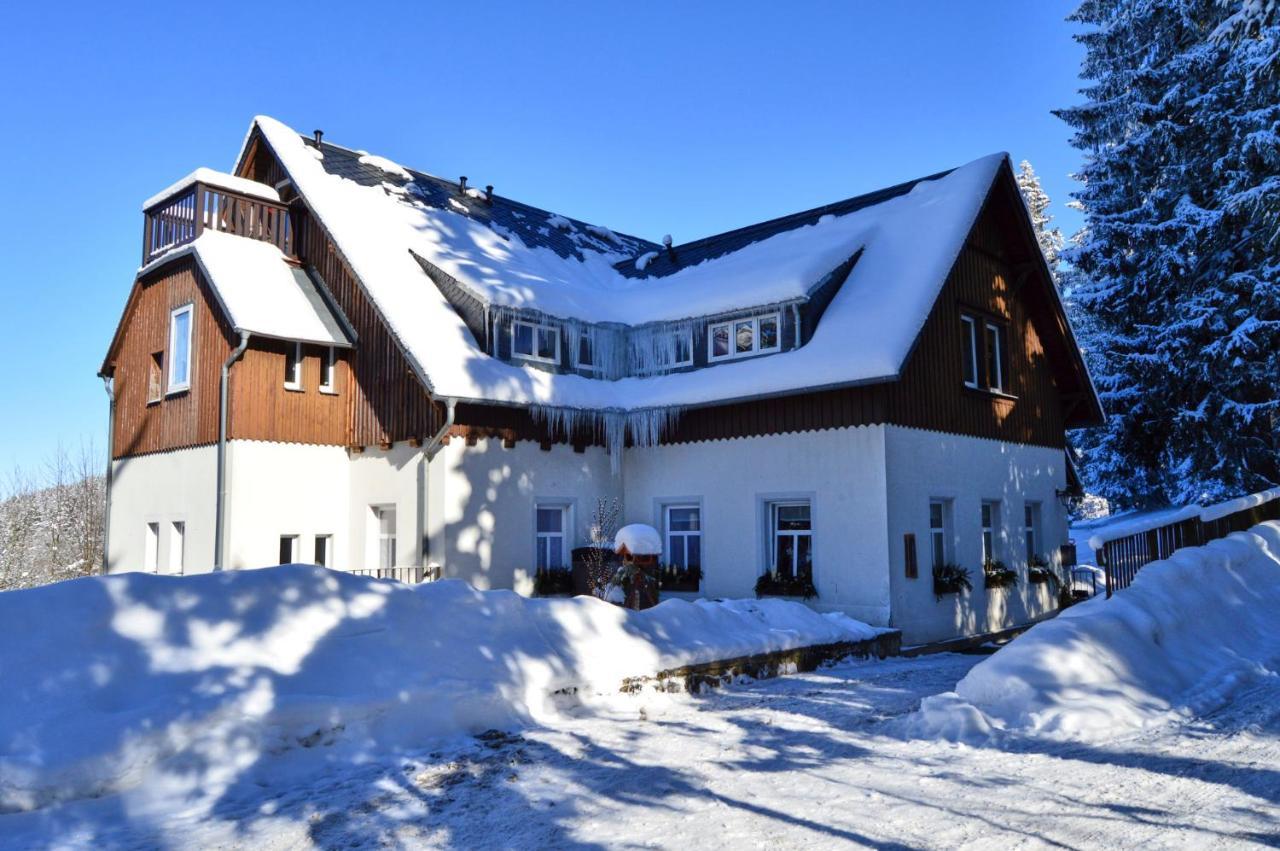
[459,176,468,195]
[663,234,675,261]
[313,129,324,147]
[484,185,494,204]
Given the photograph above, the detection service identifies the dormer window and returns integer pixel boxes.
[574,331,598,373]
[708,313,781,362]
[513,320,559,364]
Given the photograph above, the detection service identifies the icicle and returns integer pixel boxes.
[530,405,683,475]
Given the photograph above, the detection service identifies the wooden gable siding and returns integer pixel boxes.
[228,339,349,445]
[299,213,442,445]
[109,258,236,458]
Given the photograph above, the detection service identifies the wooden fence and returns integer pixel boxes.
[1096,488,1280,597]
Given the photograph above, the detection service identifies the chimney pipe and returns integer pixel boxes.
[459,176,468,195]
[663,233,675,261]
[484,185,494,204]
[313,129,324,147]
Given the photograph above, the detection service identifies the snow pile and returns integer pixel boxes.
[614,523,662,556]
[0,566,887,812]
[911,522,1280,743]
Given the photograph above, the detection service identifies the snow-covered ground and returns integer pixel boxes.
[3,524,1278,848]
[5,652,1278,849]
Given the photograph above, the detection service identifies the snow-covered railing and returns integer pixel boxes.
[347,565,441,584]
[1092,487,1280,597]
[143,177,296,264]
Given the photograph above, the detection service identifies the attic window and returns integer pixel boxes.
[513,320,559,365]
[708,313,781,362]
[960,312,1010,394]
[167,304,193,394]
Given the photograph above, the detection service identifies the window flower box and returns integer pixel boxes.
[983,560,1018,589]
[1027,554,1057,586]
[755,571,818,600]
[658,563,702,592]
[932,563,972,599]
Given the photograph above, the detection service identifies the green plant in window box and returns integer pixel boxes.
[932,563,972,599]
[658,563,702,592]
[983,559,1019,589]
[533,566,574,597]
[1027,554,1058,587]
[754,569,818,599]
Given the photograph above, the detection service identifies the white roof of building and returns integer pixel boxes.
[250,115,1004,413]
[139,229,351,347]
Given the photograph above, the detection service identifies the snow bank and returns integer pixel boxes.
[0,566,886,812]
[911,522,1280,743]
[614,523,662,556]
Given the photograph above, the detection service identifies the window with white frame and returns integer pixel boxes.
[708,313,781,362]
[535,504,569,570]
[512,320,559,364]
[314,534,332,568]
[929,499,951,568]
[960,315,978,389]
[373,506,397,569]
[981,501,1000,564]
[167,304,193,393]
[574,331,598,373]
[662,330,694,368]
[144,522,159,573]
[319,346,337,393]
[985,321,1005,393]
[279,534,299,565]
[284,342,303,389]
[168,521,185,574]
[769,501,812,579]
[664,505,702,570]
[1024,502,1041,562]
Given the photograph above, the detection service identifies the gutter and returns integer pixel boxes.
[214,331,251,570]
[101,377,115,574]
[423,397,458,462]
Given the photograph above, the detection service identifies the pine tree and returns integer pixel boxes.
[1057,0,1280,508]
[1015,160,1065,278]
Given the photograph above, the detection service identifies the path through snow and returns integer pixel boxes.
[5,652,1278,849]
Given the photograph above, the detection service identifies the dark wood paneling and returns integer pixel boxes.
[107,258,235,458]
[229,340,349,445]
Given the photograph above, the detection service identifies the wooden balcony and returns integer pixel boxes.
[143,179,298,265]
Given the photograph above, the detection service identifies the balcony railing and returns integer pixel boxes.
[143,181,297,264]
[347,565,442,584]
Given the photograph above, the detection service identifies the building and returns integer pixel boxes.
[99,116,1102,643]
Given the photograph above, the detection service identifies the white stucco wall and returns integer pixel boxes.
[348,442,430,571]
[224,440,351,571]
[107,445,217,575]
[883,426,1068,645]
[427,438,621,594]
[622,426,891,626]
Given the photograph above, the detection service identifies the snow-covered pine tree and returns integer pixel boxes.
[1015,160,1065,280]
[1056,0,1280,508]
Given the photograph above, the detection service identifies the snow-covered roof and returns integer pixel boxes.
[143,167,282,211]
[247,115,1004,413]
[139,230,351,347]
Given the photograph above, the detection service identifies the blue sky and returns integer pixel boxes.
[0,1,1087,476]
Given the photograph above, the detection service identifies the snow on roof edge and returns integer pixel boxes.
[143,167,280,211]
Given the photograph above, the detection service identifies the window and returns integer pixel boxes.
[708,313,781,362]
[279,534,299,565]
[1024,502,1041,562]
[144,522,159,573]
[671,330,693,367]
[574,332,598,373]
[374,506,397,569]
[319,346,337,393]
[512,320,559,364]
[665,505,702,570]
[167,305,193,393]
[769,501,812,579]
[169,521,185,574]
[960,315,978,389]
[284,342,302,390]
[985,321,1005,393]
[981,501,1000,564]
[314,534,332,568]
[148,352,164,403]
[929,499,950,568]
[535,504,568,570]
